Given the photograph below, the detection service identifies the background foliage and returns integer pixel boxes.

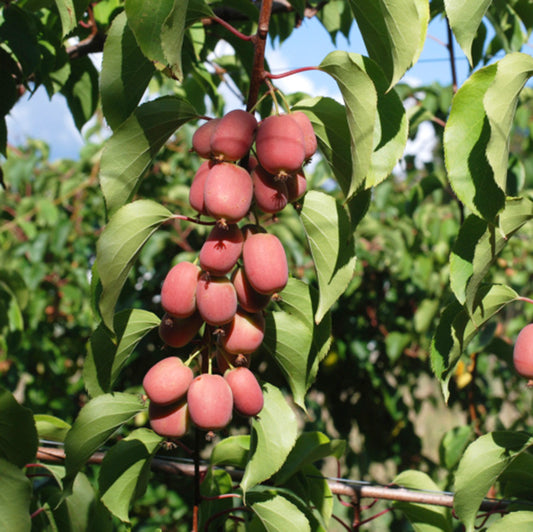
[2,0,533,530]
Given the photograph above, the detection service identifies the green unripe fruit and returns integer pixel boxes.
[149,400,190,438]
[192,118,221,159]
[243,233,288,295]
[159,312,203,348]
[252,165,289,214]
[222,308,265,355]
[204,162,253,224]
[196,274,237,326]
[210,109,257,162]
[187,374,233,431]
[161,262,201,318]
[513,323,533,379]
[199,223,243,276]
[224,367,264,417]
[143,357,193,406]
[255,114,305,179]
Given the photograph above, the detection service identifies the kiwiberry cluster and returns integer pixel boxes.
[143,109,317,437]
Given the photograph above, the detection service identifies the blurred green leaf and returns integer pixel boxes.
[0,459,32,532]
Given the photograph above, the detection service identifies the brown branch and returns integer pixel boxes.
[35,446,514,512]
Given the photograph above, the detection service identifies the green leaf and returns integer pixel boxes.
[431,285,519,400]
[125,0,189,78]
[499,452,533,500]
[99,428,163,523]
[393,470,452,532]
[96,200,173,332]
[101,11,155,131]
[450,198,533,310]
[439,426,473,471]
[61,56,99,131]
[274,432,345,485]
[319,52,376,199]
[64,392,145,482]
[99,95,197,216]
[484,53,533,193]
[262,278,331,409]
[319,53,408,196]
[487,512,533,532]
[444,0,491,65]
[0,387,38,468]
[198,468,235,532]
[293,97,353,197]
[300,190,356,324]
[34,414,71,443]
[348,0,429,87]
[53,0,77,37]
[248,490,311,532]
[454,431,533,532]
[444,65,505,221]
[241,384,298,493]
[211,435,250,468]
[0,459,32,532]
[84,309,161,397]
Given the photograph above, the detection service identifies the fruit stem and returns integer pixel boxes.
[265,66,320,79]
[518,296,533,306]
[171,214,216,226]
[184,348,202,367]
[212,15,254,41]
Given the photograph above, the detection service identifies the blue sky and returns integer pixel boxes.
[3,14,496,161]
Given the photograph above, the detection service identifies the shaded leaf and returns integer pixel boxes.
[484,53,533,192]
[300,190,356,324]
[101,12,155,131]
[394,470,452,532]
[0,387,38,468]
[444,64,505,221]
[99,96,196,215]
[454,432,533,532]
[211,435,250,468]
[444,0,491,65]
[84,309,161,397]
[34,415,71,444]
[348,0,428,87]
[64,393,145,482]
[0,459,32,532]
[96,200,173,332]
[241,384,298,493]
[53,0,77,36]
[99,428,163,523]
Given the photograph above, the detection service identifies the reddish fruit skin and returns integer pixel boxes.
[224,367,264,417]
[243,233,288,295]
[199,224,244,276]
[210,110,257,162]
[161,262,201,318]
[187,374,233,430]
[149,400,190,438]
[196,274,237,326]
[192,118,221,159]
[159,312,203,348]
[513,323,533,379]
[286,170,307,202]
[290,111,317,160]
[143,357,193,406]
[222,309,265,355]
[204,162,253,223]
[255,115,306,177]
[189,161,212,215]
[252,165,289,214]
[231,267,271,313]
